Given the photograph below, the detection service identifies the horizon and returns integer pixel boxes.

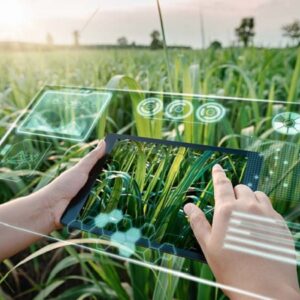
[0,0,299,48]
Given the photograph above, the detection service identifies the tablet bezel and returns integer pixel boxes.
[61,133,263,262]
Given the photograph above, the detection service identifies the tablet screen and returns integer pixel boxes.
[67,135,262,261]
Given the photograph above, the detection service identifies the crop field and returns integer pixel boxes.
[0,47,300,299]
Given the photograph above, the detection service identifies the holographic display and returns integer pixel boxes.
[0,139,51,181]
[17,90,112,142]
[224,210,300,266]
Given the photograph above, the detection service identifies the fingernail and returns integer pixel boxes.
[213,164,223,171]
[96,140,104,149]
[184,203,195,216]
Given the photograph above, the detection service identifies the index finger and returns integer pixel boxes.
[212,164,236,206]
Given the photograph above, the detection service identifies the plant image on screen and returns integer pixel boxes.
[79,139,248,256]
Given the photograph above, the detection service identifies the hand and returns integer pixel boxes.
[184,164,300,299]
[41,140,106,230]
[0,140,106,261]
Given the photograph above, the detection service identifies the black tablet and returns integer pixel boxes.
[61,134,263,262]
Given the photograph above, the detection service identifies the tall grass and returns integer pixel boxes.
[0,47,299,299]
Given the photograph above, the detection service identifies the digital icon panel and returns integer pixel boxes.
[196,103,226,123]
[165,100,193,120]
[17,90,112,142]
[272,112,300,136]
[0,139,51,180]
[137,98,163,117]
[136,98,226,124]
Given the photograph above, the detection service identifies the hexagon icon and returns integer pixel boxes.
[125,228,141,243]
[111,231,127,244]
[108,209,123,224]
[119,242,136,258]
[110,231,135,257]
[140,247,153,262]
[141,223,156,239]
[94,213,109,228]
[140,247,162,264]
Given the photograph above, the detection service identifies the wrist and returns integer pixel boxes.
[32,188,58,232]
[38,185,68,230]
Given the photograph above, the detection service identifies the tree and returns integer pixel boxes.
[209,40,222,50]
[150,30,163,50]
[117,36,128,47]
[73,30,80,47]
[235,18,255,47]
[46,33,54,47]
[282,20,300,47]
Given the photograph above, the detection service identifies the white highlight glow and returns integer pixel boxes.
[0,0,30,29]
[232,211,278,224]
[229,218,292,238]
[224,243,298,266]
[227,226,296,247]
[225,235,297,256]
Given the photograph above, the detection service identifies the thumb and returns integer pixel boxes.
[184,203,212,251]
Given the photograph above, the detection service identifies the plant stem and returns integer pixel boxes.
[156,0,174,92]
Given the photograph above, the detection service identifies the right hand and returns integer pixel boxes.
[184,164,300,299]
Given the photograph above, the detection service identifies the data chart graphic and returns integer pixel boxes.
[0,139,51,179]
[272,112,300,136]
[17,90,112,142]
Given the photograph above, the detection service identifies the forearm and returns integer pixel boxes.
[0,190,54,261]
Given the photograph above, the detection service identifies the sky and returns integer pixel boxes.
[0,0,299,48]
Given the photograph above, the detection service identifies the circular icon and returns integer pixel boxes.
[196,102,226,123]
[137,98,163,117]
[272,112,300,136]
[165,100,193,120]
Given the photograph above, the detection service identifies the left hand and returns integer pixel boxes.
[40,140,106,230]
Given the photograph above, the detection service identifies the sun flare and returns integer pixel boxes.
[0,0,29,29]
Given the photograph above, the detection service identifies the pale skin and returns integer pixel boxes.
[0,142,299,299]
[184,164,300,299]
[0,140,106,261]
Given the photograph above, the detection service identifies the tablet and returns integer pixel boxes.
[61,134,263,262]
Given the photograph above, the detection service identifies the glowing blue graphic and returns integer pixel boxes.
[196,102,226,123]
[94,213,110,228]
[17,90,112,142]
[272,112,300,136]
[93,209,141,257]
[111,229,141,257]
[94,209,123,228]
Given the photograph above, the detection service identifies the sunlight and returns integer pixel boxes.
[0,0,30,29]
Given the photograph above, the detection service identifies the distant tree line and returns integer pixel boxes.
[209,18,300,49]
[41,19,300,50]
[282,20,300,46]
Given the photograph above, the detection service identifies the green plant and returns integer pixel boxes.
[0,46,299,299]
